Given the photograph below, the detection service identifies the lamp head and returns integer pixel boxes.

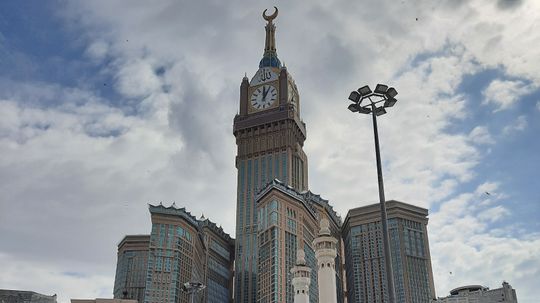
[384,96,397,107]
[386,87,398,98]
[182,283,190,292]
[349,103,372,114]
[374,84,388,94]
[374,107,387,116]
[358,85,372,97]
[358,106,372,114]
[348,91,361,103]
[348,103,359,112]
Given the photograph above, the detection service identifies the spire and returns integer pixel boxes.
[313,218,338,303]
[291,246,311,303]
[259,7,281,68]
[296,249,306,266]
[318,218,331,236]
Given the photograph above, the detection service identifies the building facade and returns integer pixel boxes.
[200,218,235,303]
[112,204,234,303]
[0,290,57,303]
[437,282,518,303]
[254,179,343,303]
[233,8,308,303]
[113,235,150,302]
[143,204,206,303]
[343,200,436,303]
[256,181,320,303]
[72,299,136,303]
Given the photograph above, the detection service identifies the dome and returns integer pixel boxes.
[259,54,282,68]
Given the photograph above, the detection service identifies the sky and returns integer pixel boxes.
[0,0,539,302]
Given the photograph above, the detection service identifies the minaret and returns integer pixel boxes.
[313,218,338,303]
[291,249,311,303]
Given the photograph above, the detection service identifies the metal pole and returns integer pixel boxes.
[371,101,396,303]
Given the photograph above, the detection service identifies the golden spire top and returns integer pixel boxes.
[262,6,278,23]
[260,6,281,68]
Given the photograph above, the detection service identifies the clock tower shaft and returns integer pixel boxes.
[232,8,309,303]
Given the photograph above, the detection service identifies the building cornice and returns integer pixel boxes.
[343,200,429,232]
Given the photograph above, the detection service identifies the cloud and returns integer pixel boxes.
[483,79,534,111]
[114,59,162,99]
[0,78,236,289]
[85,41,109,61]
[468,126,495,145]
[430,183,540,301]
[2,1,540,302]
[0,253,113,303]
[477,205,510,222]
[497,0,524,10]
[503,115,527,134]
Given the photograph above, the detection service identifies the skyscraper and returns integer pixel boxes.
[143,205,206,303]
[113,235,150,302]
[256,180,320,303]
[199,217,235,303]
[141,204,234,303]
[255,179,342,303]
[342,200,436,303]
[233,7,308,303]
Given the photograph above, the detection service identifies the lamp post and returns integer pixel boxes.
[347,84,398,303]
[181,281,206,303]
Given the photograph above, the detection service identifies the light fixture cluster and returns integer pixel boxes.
[181,281,206,293]
[347,84,398,116]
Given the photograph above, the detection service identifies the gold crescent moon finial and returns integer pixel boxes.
[263,6,278,22]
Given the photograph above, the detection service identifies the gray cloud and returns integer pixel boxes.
[497,0,524,10]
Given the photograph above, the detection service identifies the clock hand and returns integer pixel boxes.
[262,87,268,99]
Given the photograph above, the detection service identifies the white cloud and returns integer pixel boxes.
[483,79,534,111]
[503,115,527,134]
[115,59,162,98]
[477,205,510,222]
[85,41,109,61]
[430,183,539,300]
[2,0,540,302]
[0,80,237,301]
[536,101,540,111]
[468,126,495,145]
[475,181,500,197]
[0,253,113,303]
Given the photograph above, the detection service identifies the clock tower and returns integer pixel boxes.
[233,7,308,303]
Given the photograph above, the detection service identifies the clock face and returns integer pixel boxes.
[250,84,278,110]
[250,67,278,86]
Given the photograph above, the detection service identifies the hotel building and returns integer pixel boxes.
[113,235,150,302]
[343,200,436,303]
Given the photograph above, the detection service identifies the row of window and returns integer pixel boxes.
[210,240,231,260]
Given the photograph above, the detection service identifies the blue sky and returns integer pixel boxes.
[0,1,539,302]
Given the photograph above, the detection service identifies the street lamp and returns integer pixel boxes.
[181,281,206,303]
[347,83,398,303]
